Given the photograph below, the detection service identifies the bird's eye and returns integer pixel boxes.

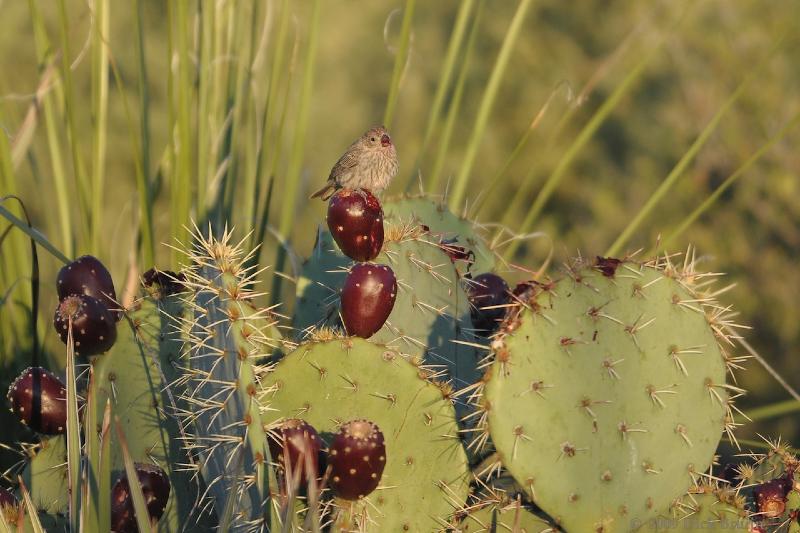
[370,137,376,142]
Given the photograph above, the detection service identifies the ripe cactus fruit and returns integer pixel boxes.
[56,255,119,318]
[466,273,510,336]
[478,255,737,531]
[754,477,792,518]
[110,463,171,533]
[53,294,117,356]
[7,367,67,435]
[328,419,386,500]
[267,418,322,485]
[294,230,482,414]
[340,263,397,338]
[260,338,470,531]
[142,267,186,297]
[327,188,384,261]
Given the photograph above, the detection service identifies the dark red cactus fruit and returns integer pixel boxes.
[467,273,511,336]
[267,419,322,485]
[56,255,120,319]
[328,419,386,500]
[7,367,67,435]
[754,476,792,518]
[142,268,186,297]
[327,188,384,262]
[53,294,117,356]
[340,263,397,338]
[111,463,171,533]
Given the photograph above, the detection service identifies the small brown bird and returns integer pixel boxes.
[310,125,398,200]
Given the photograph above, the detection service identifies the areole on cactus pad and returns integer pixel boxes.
[476,255,740,532]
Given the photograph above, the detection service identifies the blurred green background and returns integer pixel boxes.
[0,0,798,457]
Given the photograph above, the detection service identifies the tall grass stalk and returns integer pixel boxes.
[383,0,416,131]
[399,0,474,193]
[447,0,533,212]
[428,0,484,195]
[503,39,663,260]
[132,0,154,266]
[273,0,321,301]
[655,111,800,254]
[604,45,773,257]
[56,0,90,243]
[90,0,109,255]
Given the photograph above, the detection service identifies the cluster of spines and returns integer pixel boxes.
[170,225,281,530]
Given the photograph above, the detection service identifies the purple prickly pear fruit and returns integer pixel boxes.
[327,188,384,262]
[110,463,171,533]
[53,295,117,356]
[328,419,386,500]
[7,367,67,435]
[340,263,397,338]
[56,255,120,319]
[754,476,792,518]
[268,419,322,484]
[467,273,510,335]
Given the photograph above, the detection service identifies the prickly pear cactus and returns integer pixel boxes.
[178,227,281,530]
[22,291,208,531]
[654,485,751,531]
[477,255,739,531]
[295,226,483,399]
[259,337,471,532]
[90,294,209,531]
[383,196,496,274]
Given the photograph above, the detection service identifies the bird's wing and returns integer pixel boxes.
[328,148,360,181]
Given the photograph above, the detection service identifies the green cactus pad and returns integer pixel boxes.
[653,489,750,531]
[483,259,734,532]
[21,436,68,514]
[91,295,211,531]
[384,196,496,274]
[295,230,483,397]
[259,338,470,532]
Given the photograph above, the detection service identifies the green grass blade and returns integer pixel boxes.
[383,0,416,130]
[407,0,474,184]
[504,40,663,260]
[132,0,155,266]
[0,205,70,264]
[604,47,773,258]
[170,0,194,264]
[447,0,533,211]
[428,0,484,194]
[90,0,110,255]
[82,366,100,532]
[656,111,800,254]
[745,400,800,423]
[98,400,112,533]
[65,324,82,532]
[115,419,152,533]
[18,477,45,533]
[273,0,321,301]
[26,0,73,258]
[56,0,91,243]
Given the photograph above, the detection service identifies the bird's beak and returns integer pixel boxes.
[380,134,391,147]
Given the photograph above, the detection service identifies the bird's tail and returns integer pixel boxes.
[309,183,335,200]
